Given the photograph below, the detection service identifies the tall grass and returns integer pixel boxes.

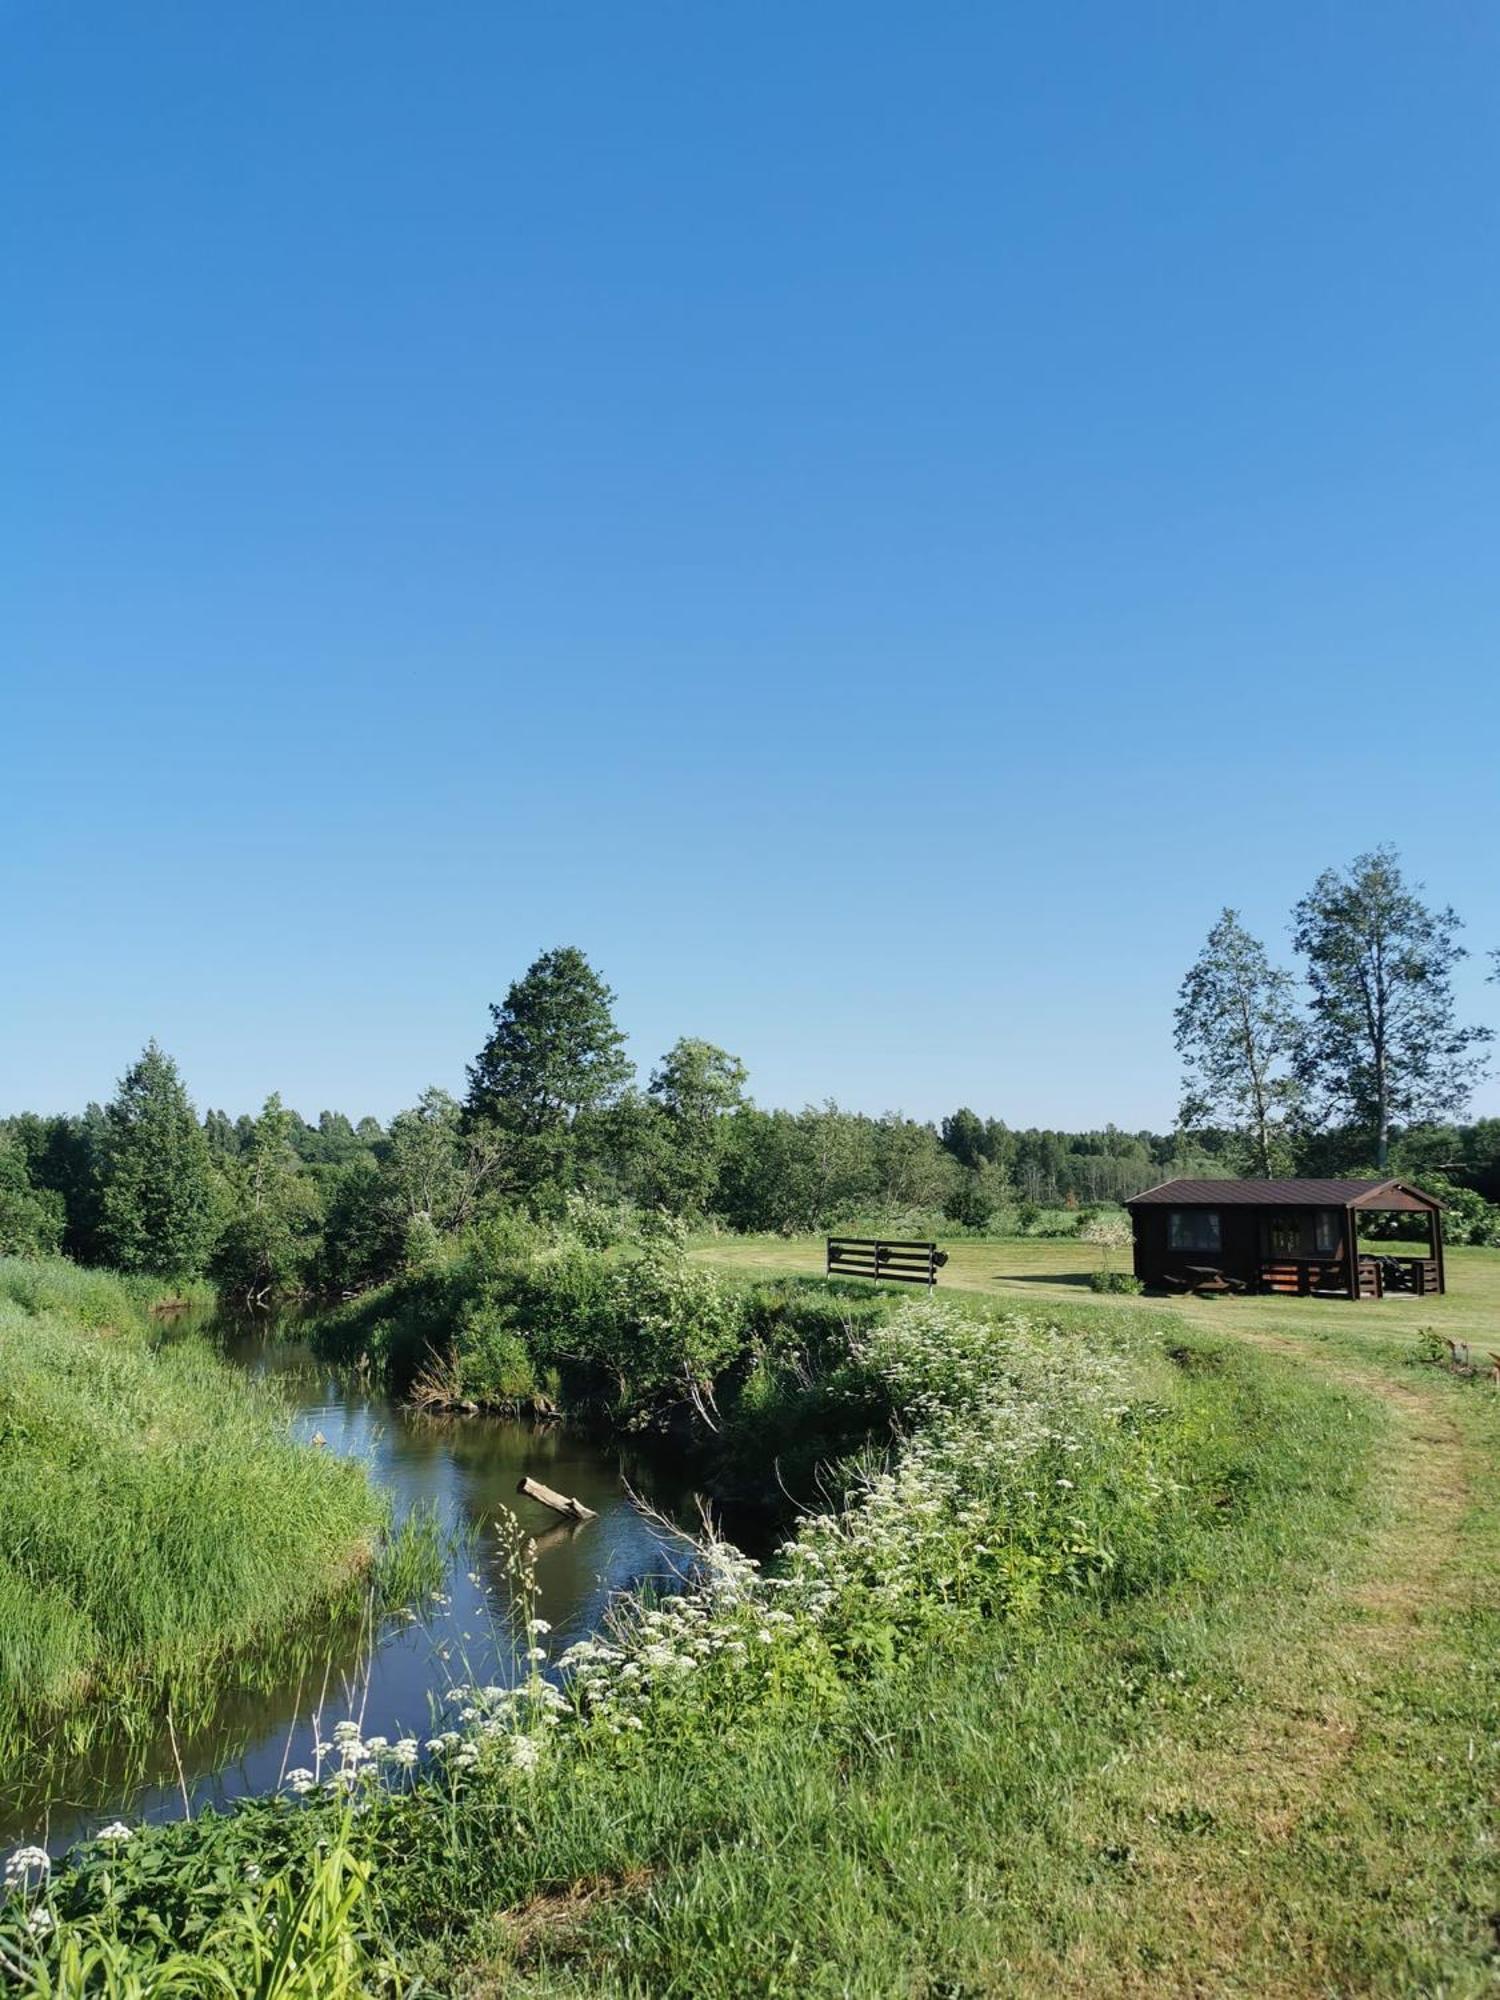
[0,1259,384,1776]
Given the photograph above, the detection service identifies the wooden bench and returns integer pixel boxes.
[825,1237,947,1287]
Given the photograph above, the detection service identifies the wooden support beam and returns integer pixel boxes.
[517,1475,597,1523]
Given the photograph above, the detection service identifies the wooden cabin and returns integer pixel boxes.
[1125,1178,1445,1299]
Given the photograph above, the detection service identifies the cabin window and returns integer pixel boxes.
[1167,1209,1221,1253]
[1313,1209,1341,1256]
[1268,1214,1300,1258]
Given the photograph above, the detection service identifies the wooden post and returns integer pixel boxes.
[1432,1204,1446,1296]
[516,1475,597,1523]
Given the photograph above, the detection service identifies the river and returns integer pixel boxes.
[6,1318,694,1856]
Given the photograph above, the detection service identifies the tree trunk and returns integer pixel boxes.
[516,1475,597,1522]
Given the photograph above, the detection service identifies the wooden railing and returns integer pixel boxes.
[1355,1256,1441,1299]
[1260,1259,1349,1297]
[825,1237,946,1286]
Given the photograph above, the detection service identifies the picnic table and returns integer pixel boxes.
[1167,1265,1247,1297]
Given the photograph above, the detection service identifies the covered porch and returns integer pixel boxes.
[1256,1185,1444,1299]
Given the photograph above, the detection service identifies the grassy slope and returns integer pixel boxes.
[0,1258,382,1763]
[496,1237,1500,1998]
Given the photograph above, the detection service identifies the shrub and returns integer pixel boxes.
[1088,1270,1144,1295]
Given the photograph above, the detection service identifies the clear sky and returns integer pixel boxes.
[4,2,1497,1129]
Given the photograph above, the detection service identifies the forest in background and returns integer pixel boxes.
[3,847,1499,1295]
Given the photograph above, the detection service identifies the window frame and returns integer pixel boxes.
[1313,1209,1342,1257]
[1167,1208,1222,1254]
[1267,1213,1301,1259]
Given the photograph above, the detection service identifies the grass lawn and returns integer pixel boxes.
[693,1227,1500,1352]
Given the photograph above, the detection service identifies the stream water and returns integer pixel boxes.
[7,1319,695,1857]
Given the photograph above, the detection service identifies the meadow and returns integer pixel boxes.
[4,1239,1496,1995]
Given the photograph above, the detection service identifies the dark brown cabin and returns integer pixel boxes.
[1125,1179,1445,1299]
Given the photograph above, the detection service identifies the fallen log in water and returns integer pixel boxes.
[517,1474,597,1523]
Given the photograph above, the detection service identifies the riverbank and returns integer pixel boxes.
[12,1271,1495,1994]
[0,1259,387,1797]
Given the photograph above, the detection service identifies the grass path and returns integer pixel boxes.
[1031,1319,1495,1997]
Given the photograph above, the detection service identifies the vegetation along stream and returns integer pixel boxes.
[2,1314,691,1858]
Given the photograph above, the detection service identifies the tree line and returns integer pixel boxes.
[0,947,1209,1290]
[4,850,1497,1289]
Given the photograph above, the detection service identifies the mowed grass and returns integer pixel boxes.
[0,1258,383,1768]
[694,1228,1500,1351]
[508,1235,1500,1997]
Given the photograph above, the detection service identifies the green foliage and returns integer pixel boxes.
[1087,1269,1144,1294]
[0,1140,65,1257]
[1414,1173,1500,1247]
[944,1159,1009,1230]
[1293,846,1492,1168]
[212,1095,323,1299]
[6,1812,404,1997]
[314,1155,401,1293]
[643,1037,748,1215]
[0,1259,382,1768]
[384,1086,502,1238]
[464,947,632,1189]
[96,1043,217,1277]
[1175,907,1303,1175]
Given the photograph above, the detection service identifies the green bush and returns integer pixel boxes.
[1087,1270,1144,1295]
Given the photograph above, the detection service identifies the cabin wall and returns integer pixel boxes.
[1129,1206,1274,1289]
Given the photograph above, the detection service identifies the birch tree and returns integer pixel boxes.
[1292,847,1490,1169]
[1174,910,1302,1176]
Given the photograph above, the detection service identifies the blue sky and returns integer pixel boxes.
[4,2,1497,1128]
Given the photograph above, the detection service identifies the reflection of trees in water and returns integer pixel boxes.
[1,1594,381,1848]
[7,1329,700,1853]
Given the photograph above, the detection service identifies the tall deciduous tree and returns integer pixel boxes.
[384,1087,504,1238]
[97,1042,218,1274]
[0,1137,65,1256]
[1174,909,1303,1176]
[644,1038,748,1214]
[466,948,632,1136]
[1292,847,1491,1169]
[212,1093,321,1300]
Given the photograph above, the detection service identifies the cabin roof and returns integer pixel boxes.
[1126,1177,1441,1210]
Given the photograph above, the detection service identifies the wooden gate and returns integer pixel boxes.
[825,1237,945,1286]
